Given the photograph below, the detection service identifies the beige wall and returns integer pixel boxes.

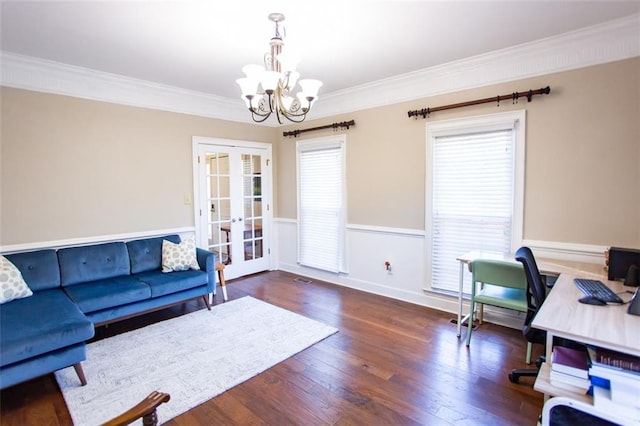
[277,58,640,247]
[1,58,638,248]
[0,88,275,245]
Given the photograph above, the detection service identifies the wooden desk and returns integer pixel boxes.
[457,251,639,424]
[455,251,605,338]
[532,273,640,405]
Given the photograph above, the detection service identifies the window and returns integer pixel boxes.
[426,111,525,294]
[296,135,347,273]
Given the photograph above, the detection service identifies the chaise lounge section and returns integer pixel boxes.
[0,234,216,390]
[0,248,94,390]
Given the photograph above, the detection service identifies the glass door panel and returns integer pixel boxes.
[241,154,263,262]
[205,152,231,265]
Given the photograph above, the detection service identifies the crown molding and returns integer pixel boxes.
[0,52,256,124]
[1,14,638,124]
[312,14,640,118]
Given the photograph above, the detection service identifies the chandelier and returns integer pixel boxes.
[236,13,323,124]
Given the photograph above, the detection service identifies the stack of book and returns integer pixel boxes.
[549,345,590,393]
[587,345,640,420]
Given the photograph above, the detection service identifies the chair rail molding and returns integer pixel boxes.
[522,239,608,264]
[0,227,196,254]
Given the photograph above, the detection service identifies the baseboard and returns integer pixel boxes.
[0,227,196,254]
[280,260,526,330]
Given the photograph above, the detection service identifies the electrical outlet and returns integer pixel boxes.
[183,194,192,205]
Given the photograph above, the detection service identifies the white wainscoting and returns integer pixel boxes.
[275,218,607,330]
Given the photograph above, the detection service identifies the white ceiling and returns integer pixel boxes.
[1,1,639,118]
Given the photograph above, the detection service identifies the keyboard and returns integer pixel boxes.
[574,278,624,304]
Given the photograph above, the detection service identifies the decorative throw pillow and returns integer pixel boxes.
[161,238,201,273]
[0,255,33,304]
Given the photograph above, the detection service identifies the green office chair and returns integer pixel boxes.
[466,259,527,347]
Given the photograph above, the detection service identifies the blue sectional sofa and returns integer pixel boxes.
[0,234,215,390]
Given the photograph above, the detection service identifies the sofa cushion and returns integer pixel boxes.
[0,256,33,304]
[5,249,60,291]
[58,242,130,286]
[63,275,151,313]
[0,289,93,367]
[135,270,208,298]
[127,234,181,274]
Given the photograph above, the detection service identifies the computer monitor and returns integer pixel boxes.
[608,247,640,286]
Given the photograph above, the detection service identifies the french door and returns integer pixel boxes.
[194,138,272,280]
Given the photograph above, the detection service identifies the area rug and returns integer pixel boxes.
[55,296,338,425]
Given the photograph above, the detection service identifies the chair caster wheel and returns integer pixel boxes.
[508,373,519,383]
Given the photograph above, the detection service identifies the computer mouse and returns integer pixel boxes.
[578,296,607,306]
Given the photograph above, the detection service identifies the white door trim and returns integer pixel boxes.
[192,137,274,277]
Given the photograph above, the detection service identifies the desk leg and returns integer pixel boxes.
[545,332,553,365]
[457,260,464,337]
[457,260,473,338]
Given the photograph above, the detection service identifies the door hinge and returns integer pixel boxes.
[268,248,271,255]
[199,209,202,216]
[266,159,270,166]
[267,204,270,211]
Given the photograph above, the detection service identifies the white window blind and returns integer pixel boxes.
[297,137,346,273]
[431,129,515,294]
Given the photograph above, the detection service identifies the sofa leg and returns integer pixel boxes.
[202,295,211,310]
[74,363,87,386]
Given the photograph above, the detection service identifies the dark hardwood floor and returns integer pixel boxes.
[1,271,543,425]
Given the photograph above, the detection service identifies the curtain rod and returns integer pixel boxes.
[407,86,551,119]
[283,120,355,138]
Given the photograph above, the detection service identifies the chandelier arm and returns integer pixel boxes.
[280,107,311,119]
[282,113,308,123]
[246,98,273,122]
[277,103,308,122]
[247,101,271,118]
[270,92,278,113]
[250,110,272,123]
[280,108,309,122]
[275,106,285,125]
[275,90,310,119]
